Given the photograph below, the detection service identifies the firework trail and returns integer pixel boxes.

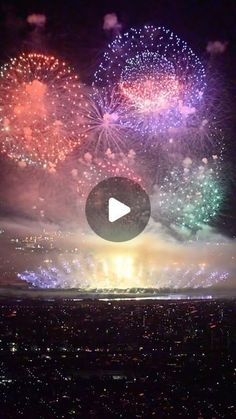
[0,53,87,168]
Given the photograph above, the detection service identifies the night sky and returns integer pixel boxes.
[0,0,235,291]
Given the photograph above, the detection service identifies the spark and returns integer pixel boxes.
[83,88,133,152]
[154,160,223,230]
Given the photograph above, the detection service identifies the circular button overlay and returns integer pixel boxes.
[85,177,151,242]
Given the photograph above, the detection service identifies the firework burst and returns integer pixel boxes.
[94,25,206,137]
[0,53,87,168]
[152,157,223,231]
[82,87,135,153]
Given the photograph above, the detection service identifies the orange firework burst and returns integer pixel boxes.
[0,53,87,168]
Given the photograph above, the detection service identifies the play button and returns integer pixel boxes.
[108,198,131,222]
[85,177,151,242]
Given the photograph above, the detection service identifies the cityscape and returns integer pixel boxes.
[0,298,235,418]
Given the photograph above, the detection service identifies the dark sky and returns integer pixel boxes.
[0,0,235,236]
[0,0,236,70]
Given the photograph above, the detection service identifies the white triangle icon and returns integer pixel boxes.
[108,197,131,223]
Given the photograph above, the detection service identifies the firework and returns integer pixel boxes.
[152,157,223,231]
[18,257,229,290]
[16,226,233,290]
[0,53,87,167]
[160,65,229,156]
[94,26,206,136]
[82,87,135,153]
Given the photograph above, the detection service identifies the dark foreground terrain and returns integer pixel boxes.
[0,298,235,418]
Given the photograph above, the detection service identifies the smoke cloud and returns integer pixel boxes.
[206,41,228,55]
[27,14,46,28]
[103,13,122,34]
